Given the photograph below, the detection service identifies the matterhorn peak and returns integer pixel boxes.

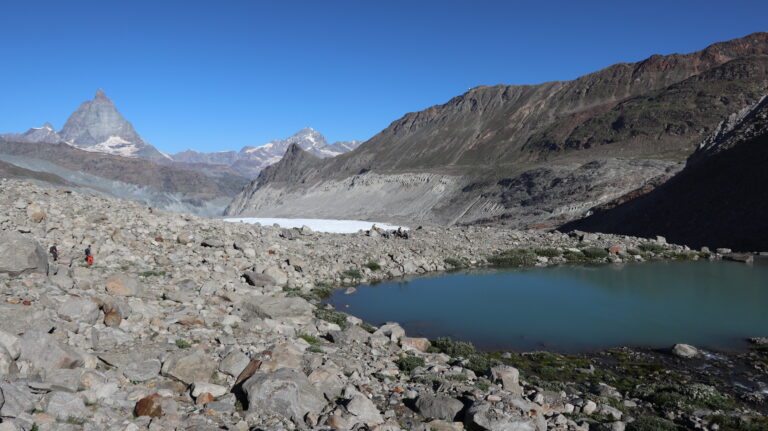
[94,88,111,102]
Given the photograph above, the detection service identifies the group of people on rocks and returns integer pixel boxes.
[368,225,410,239]
[48,243,93,265]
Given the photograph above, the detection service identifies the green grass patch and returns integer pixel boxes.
[314,309,347,329]
[342,269,362,279]
[626,416,681,431]
[488,249,537,267]
[444,257,465,268]
[638,243,665,253]
[395,354,425,374]
[445,373,468,382]
[175,339,191,349]
[581,247,609,259]
[535,248,561,257]
[429,337,498,374]
[707,414,768,431]
[298,333,320,345]
[364,261,381,271]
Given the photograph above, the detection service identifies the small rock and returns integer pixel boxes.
[134,394,163,418]
[105,274,142,297]
[400,337,431,352]
[672,343,699,358]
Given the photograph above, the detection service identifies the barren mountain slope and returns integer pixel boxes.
[226,33,768,226]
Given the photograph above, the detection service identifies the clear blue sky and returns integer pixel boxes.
[1,0,766,153]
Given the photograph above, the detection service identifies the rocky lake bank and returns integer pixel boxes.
[0,178,766,431]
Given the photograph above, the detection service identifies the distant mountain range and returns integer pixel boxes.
[1,90,361,179]
[171,127,362,178]
[226,32,768,231]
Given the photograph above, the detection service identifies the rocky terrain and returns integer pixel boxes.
[1,178,766,430]
[172,127,362,179]
[562,93,768,251]
[226,33,768,227]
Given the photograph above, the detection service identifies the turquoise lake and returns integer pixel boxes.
[325,259,768,352]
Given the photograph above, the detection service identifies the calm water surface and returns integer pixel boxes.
[325,260,768,352]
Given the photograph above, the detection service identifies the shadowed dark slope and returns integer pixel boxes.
[561,97,768,251]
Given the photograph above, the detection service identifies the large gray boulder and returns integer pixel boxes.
[236,296,314,325]
[161,349,216,385]
[0,381,37,417]
[414,394,464,421]
[490,365,523,395]
[464,401,545,431]
[243,368,326,422]
[0,232,48,276]
[17,330,84,372]
[57,297,101,324]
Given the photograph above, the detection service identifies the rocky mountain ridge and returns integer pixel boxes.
[226,32,768,226]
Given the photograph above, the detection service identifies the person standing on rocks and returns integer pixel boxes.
[85,244,93,265]
[49,243,59,262]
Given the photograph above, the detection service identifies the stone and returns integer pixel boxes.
[201,237,225,247]
[329,325,371,345]
[104,310,122,327]
[0,329,20,359]
[135,394,163,418]
[716,248,732,254]
[236,296,314,325]
[490,365,523,395]
[345,389,384,426]
[176,231,195,244]
[582,400,598,415]
[414,394,464,421]
[18,330,84,372]
[192,382,227,398]
[161,349,217,385]
[464,401,545,431]
[672,343,699,358]
[45,391,89,420]
[0,346,17,376]
[0,381,36,417]
[263,266,288,285]
[242,368,326,422]
[0,232,48,276]
[655,236,667,244]
[105,274,142,296]
[57,296,100,324]
[195,392,214,405]
[400,337,431,352]
[308,366,345,401]
[219,350,250,377]
[124,358,162,382]
[723,253,754,264]
[44,368,84,392]
[373,323,405,343]
[242,271,277,287]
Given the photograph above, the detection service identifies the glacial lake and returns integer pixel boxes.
[325,259,768,352]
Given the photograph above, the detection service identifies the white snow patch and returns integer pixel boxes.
[222,217,407,234]
[80,136,139,157]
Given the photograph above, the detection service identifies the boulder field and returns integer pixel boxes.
[0,178,764,430]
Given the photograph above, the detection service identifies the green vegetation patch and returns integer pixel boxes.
[535,248,561,258]
[314,309,347,329]
[488,249,537,267]
[444,257,466,268]
[297,333,320,345]
[175,339,191,349]
[638,243,665,253]
[633,383,737,414]
[364,261,381,271]
[626,416,682,431]
[429,337,498,374]
[707,414,768,431]
[342,269,362,279]
[138,269,166,277]
[581,247,609,259]
[395,354,425,374]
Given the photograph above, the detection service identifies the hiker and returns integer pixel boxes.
[85,245,93,265]
[49,243,59,262]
